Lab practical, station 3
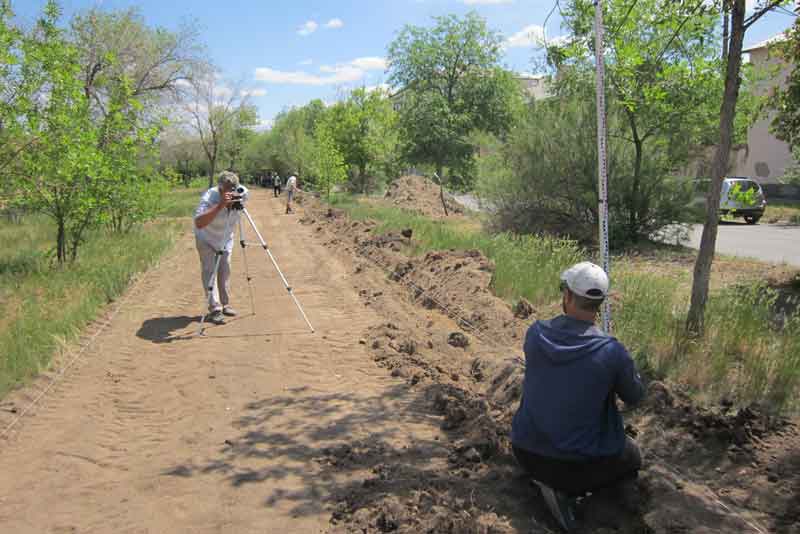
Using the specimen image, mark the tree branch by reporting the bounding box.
[653,0,708,67]
[744,0,787,29]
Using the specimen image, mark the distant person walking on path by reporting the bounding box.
[510,262,645,531]
[193,171,249,325]
[272,172,282,197]
[285,173,299,214]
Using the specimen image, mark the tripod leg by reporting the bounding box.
[241,207,315,333]
[238,217,257,316]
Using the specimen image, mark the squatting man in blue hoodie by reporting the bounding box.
[511,261,645,531]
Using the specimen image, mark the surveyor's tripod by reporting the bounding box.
[197,206,315,335]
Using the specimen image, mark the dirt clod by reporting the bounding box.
[398,340,417,355]
[448,332,469,348]
[512,298,534,319]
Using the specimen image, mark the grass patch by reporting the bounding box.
[332,195,800,412]
[0,199,185,398]
[160,185,205,218]
[765,200,800,225]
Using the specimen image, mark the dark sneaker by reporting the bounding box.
[208,310,225,325]
[534,481,577,532]
[222,306,237,317]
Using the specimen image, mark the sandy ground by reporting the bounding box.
[0,190,447,533]
[2,184,799,534]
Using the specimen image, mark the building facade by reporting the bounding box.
[732,35,795,184]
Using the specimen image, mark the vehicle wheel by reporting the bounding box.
[744,216,759,225]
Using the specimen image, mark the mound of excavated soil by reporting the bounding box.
[300,198,800,534]
[384,175,465,217]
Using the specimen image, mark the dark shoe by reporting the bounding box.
[535,480,577,532]
[208,310,225,325]
[222,306,237,317]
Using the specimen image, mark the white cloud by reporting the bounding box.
[299,59,313,65]
[325,18,344,29]
[349,56,388,70]
[241,88,267,98]
[462,0,513,4]
[255,56,387,86]
[255,68,327,85]
[503,24,546,49]
[297,20,318,36]
[317,63,366,83]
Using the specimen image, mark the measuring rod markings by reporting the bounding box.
[594,0,612,333]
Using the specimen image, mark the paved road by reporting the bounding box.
[453,193,800,266]
[683,222,800,266]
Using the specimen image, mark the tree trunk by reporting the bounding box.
[621,106,644,242]
[722,1,730,65]
[359,164,367,194]
[208,158,216,189]
[686,0,746,335]
[69,212,93,262]
[436,164,449,216]
[56,218,66,264]
[631,137,643,241]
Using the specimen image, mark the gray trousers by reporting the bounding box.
[196,237,232,312]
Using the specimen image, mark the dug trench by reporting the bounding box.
[300,197,800,534]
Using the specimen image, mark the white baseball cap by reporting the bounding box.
[560,262,609,300]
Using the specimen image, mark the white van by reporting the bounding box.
[719,177,767,224]
[693,177,767,225]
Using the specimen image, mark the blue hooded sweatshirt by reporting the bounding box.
[511,315,644,461]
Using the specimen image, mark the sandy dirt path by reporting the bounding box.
[0,190,446,533]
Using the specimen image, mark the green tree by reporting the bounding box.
[5,1,169,260]
[387,12,518,214]
[554,0,723,243]
[240,128,278,179]
[9,1,106,261]
[0,0,24,179]
[221,103,258,174]
[770,15,800,184]
[69,6,204,118]
[687,0,789,334]
[269,102,326,182]
[326,87,400,193]
[98,79,165,234]
[185,74,250,188]
[477,92,694,245]
[159,128,206,185]
[310,118,347,202]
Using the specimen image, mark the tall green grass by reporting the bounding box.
[0,191,189,397]
[159,185,205,218]
[333,196,800,412]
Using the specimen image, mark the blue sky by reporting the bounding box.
[12,0,798,126]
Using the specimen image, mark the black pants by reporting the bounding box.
[273,185,281,197]
[513,437,641,497]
